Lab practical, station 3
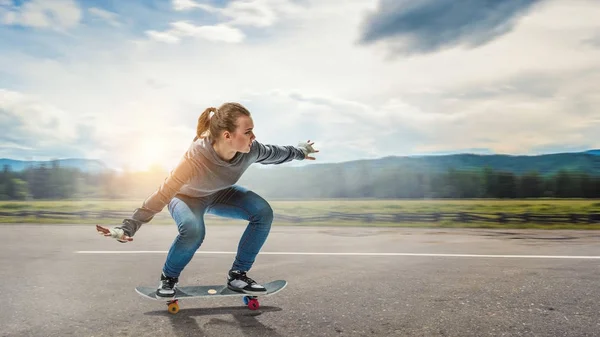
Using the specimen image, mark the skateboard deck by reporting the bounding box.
[135,280,287,313]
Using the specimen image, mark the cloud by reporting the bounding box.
[146,29,181,44]
[0,89,100,159]
[172,0,217,12]
[222,2,277,28]
[582,32,600,47]
[400,66,600,154]
[146,21,245,43]
[172,0,303,27]
[172,21,245,42]
[87,7,120,27]
[358,0,544,54]
[147,0,304,44]
[1,0,81,30]
[241,89,435,163]
[0,88,194,170]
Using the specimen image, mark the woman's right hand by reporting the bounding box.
[96,224,133,243]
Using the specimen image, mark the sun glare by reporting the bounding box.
[129,137,168,172]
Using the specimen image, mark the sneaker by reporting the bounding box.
[156,272,179,298]
[227,270,267,295]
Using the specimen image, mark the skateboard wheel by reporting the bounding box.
[168,301,179,314]
[247,298,260,310]
[243,296,250,305]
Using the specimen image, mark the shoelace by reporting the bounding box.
[236,272,255,285]
[163,278,177,288]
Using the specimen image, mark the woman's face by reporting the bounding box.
[228,115,255,153]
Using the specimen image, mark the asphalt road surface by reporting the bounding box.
[1,223,599,336]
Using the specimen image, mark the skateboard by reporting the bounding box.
[135,280,287,314]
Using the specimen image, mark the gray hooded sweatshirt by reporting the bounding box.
[116,136,306,237]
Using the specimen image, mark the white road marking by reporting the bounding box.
[74,251,600,259]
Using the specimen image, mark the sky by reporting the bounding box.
[1,0,599,171]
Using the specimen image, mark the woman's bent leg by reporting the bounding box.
[207,185,273,294]
[163,196,208,278]
[207,185,273,273]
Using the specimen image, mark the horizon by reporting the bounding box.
[1,0,600,171]
[1,147,599,173]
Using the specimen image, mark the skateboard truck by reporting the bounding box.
[166,295,258,314]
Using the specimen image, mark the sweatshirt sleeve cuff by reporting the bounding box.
[295,147,307,160]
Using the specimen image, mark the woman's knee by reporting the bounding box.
[253,201,274,226]
[170,196,206,243]
[178,218,205,243]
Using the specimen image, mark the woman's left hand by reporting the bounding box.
[298,140,319,160]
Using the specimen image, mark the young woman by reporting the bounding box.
[96,102,318,298]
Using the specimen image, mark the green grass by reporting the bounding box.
[0,198,598,229]
[269,198,600,215]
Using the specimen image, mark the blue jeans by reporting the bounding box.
[162,185,273,278]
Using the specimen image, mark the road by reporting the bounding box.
[1,223,599,336]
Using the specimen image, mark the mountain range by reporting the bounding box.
[1,149,599,176]
[0,158,108,173]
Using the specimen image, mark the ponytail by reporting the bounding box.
[193,102,251,142]
[195,107,217,140]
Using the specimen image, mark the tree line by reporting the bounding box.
[0,163,599,200]
[0,163,166,200]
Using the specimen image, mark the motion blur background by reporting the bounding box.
[0,0,599,227]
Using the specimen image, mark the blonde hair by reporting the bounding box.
[195,102,251,142]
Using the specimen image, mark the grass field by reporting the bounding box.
[0,198,599,229]
[271,198,600,215]
[1,198,599,213]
